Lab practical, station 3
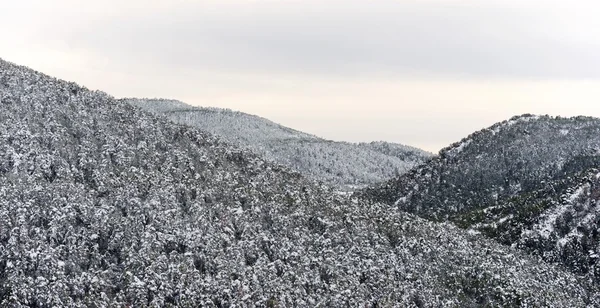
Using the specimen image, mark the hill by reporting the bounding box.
[125,98,431,191]
[1,60,597,306]
[360,114,600,283]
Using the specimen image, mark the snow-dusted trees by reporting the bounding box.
[360,114,600,288]
[0,59,597,306]
[125,98,432,191]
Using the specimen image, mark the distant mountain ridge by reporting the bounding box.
[1,59,596,306]
[124,98,432,190]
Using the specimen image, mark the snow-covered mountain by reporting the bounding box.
[360,114,600,284]
[125,98,431,191]
[1,59,596,306]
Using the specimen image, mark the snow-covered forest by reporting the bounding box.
[360,114,600,286]
[1,58,600,307]
[125,98,431,191]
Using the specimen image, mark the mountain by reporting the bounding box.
[1,59,597,306]
[125,98,432,191]
[360,114,600,283]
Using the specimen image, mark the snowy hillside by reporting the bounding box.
[125,98,432,190]
[360,114,600,285]
[446,166,600,284]
[361,114,600,217]
[516,169,600,283]
[1,59,597,306]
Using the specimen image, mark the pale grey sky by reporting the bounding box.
[2,0,600,151]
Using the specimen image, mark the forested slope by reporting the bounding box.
[1,59,597,306]
[360,114,600,284]
[126,98,431,191]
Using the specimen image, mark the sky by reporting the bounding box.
[2,0,600,152]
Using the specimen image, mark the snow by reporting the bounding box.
[448,139,472,155]
[568,184,588,203]
[467,229,482,236]
[491,115,541,134]
[536,203,571,238]
[533,184,589,238]
[394,196,408,205]
[557,229,584,248]
[497,214,514,225]
[132,275,145,287]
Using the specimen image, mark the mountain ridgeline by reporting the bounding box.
[360,114,600,283]
[1,59,598,306]
[125,98,432,191]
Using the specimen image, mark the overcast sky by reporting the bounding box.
[2,0,600,152]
